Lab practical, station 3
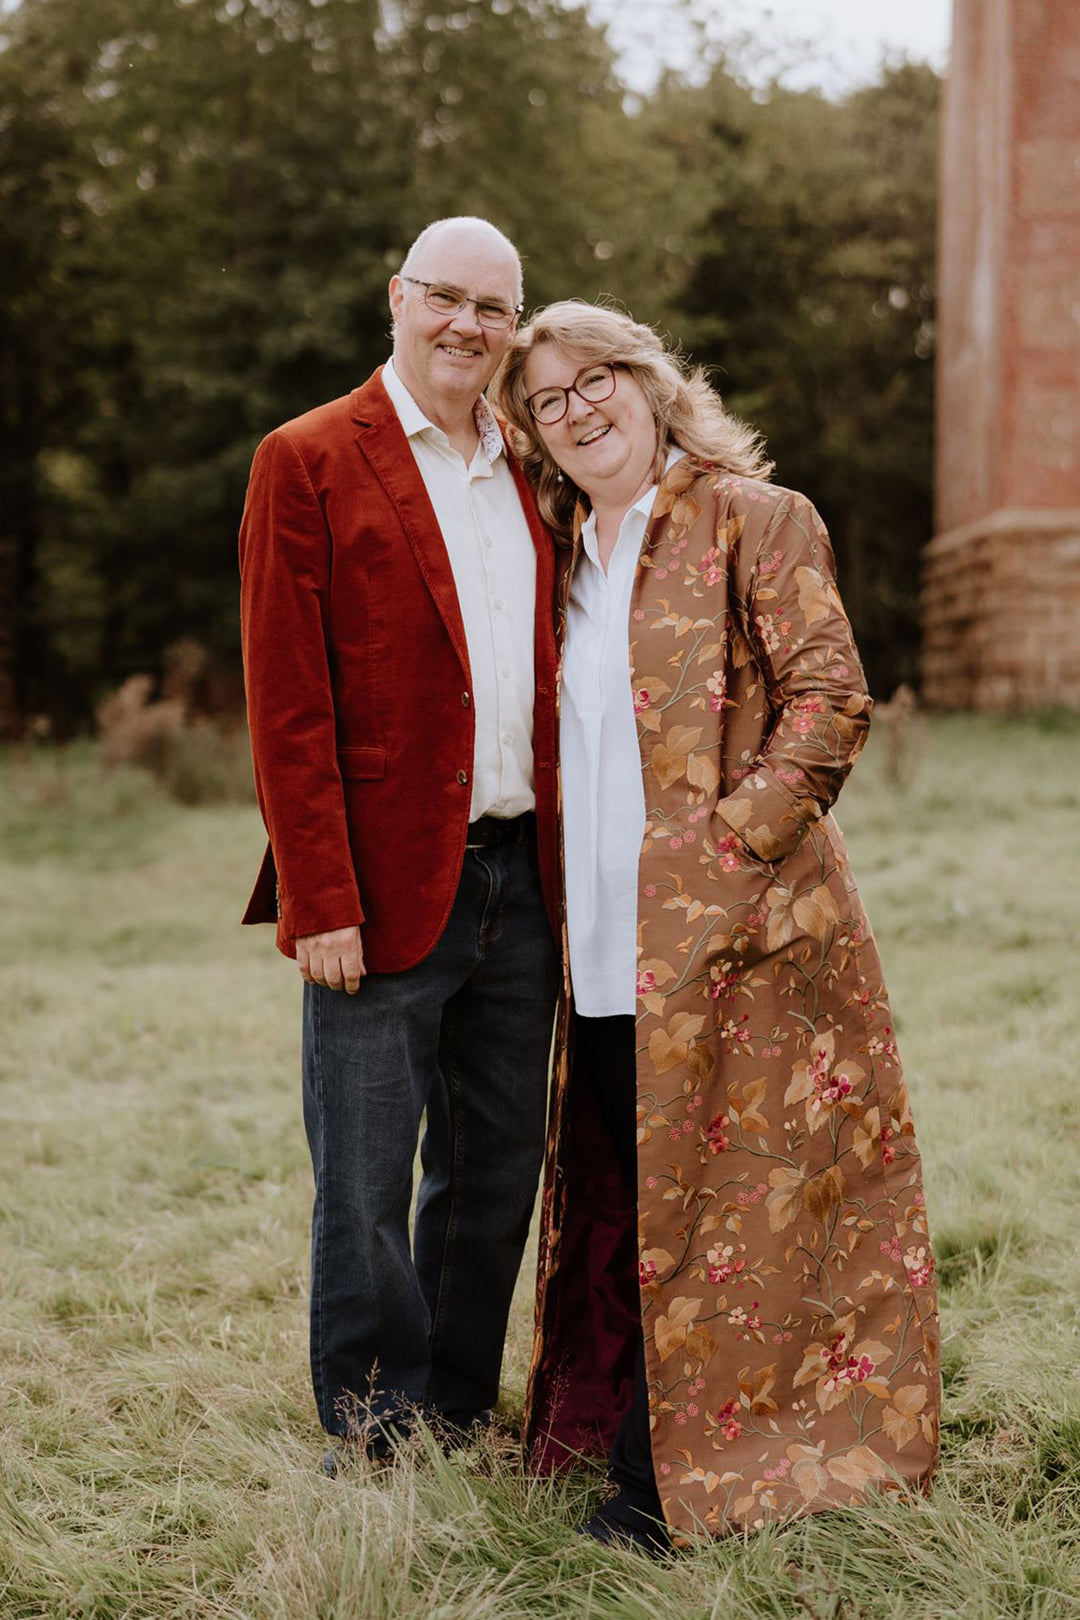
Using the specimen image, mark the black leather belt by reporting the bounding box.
[465,812,535,850]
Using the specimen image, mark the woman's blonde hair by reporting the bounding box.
[490,300,773,543]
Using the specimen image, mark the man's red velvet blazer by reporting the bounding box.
[238,367,561,972]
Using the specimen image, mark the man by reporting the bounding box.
[239,217,560,1463]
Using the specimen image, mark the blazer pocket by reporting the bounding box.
[338,745,387,780]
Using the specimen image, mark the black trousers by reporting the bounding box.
[572,1012,662,1513]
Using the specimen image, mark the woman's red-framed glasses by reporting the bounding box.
[525,363,618,425]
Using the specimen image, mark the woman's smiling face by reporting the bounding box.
[523,343,658,507]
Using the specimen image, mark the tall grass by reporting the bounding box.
[2,718,1079,1618]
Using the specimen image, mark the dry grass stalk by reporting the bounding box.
[874,683,928,788]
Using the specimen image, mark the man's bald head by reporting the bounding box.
[400,217,523,306]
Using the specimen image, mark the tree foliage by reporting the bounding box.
[677,60,939,693]
[0,0,938,729]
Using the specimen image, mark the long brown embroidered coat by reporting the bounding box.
[525,460,940,1542]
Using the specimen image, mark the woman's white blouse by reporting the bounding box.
[562,452,685,1017]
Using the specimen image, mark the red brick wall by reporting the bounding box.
[926,0,1080,709]
[922,516,1080,709]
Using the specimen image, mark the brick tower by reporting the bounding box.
[922,0,1080,709]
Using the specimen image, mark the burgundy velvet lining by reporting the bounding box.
[528,1042,641,1471]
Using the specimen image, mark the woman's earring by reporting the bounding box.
[556,472,564,483]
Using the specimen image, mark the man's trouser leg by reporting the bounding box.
[301,831,556,1439]
[415,833,558,1421]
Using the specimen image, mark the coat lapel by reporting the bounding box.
[351,369,470,680]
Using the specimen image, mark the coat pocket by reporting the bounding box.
[337,745,387,780]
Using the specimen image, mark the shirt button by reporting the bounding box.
[482,536,493,549]
[502,667,511,679]
[456,769,468,785]
[493,599,504,612]
[461,692,471,707]
[501,731,513,745]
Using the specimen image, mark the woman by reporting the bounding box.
[491,303,940,1552]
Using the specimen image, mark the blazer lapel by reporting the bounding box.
[351,369,470,680]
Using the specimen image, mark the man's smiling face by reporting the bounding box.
[388,225,520,419]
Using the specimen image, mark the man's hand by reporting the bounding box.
[296,925,366,993]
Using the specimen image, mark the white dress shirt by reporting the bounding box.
[562,451,686,1017]
[382,359,536,820]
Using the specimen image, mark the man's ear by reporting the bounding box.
[388,275,404,326]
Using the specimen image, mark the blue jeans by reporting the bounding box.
[301,833,558,1438]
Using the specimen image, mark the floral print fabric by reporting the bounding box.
[526,462,940,1541]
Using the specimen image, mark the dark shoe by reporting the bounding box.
[428,1407,495,1453]
[321,1418,410,1475]
[577,1491,672,1557]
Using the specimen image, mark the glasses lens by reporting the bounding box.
[578,365,615,401]
[425,286,464,314]
[475,303,514,329]
[530,390,567,425]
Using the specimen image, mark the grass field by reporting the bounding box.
[2,714,1079,1619]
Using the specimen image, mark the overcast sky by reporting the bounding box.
[583,0,953,95]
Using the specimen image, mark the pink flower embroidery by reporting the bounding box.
[715,1397,742,1441]
[709,963,740,1001]
[697,547,724,587]
[807,1046,855,1113]
[821,1330,876,1393]
[706,1112,730,1154]
[755,613,781,653]
[904,1246,934,1288]
[707,1242,746,1286]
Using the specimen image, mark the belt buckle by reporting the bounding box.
[466,814,505,851]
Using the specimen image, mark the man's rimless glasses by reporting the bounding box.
[401,277,522,330]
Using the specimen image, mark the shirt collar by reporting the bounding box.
[383,358,505,465]
[579,445,687,551]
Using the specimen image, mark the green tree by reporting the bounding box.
[676,62,939,695]
[1,0,939,725]
[378,0,695,318]
[2,0,410,724]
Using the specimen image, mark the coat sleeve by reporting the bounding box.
[715,491,873,863]
[239,429,364,940]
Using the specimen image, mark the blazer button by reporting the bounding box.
[457,769,469,785]
[461,692,471,707]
